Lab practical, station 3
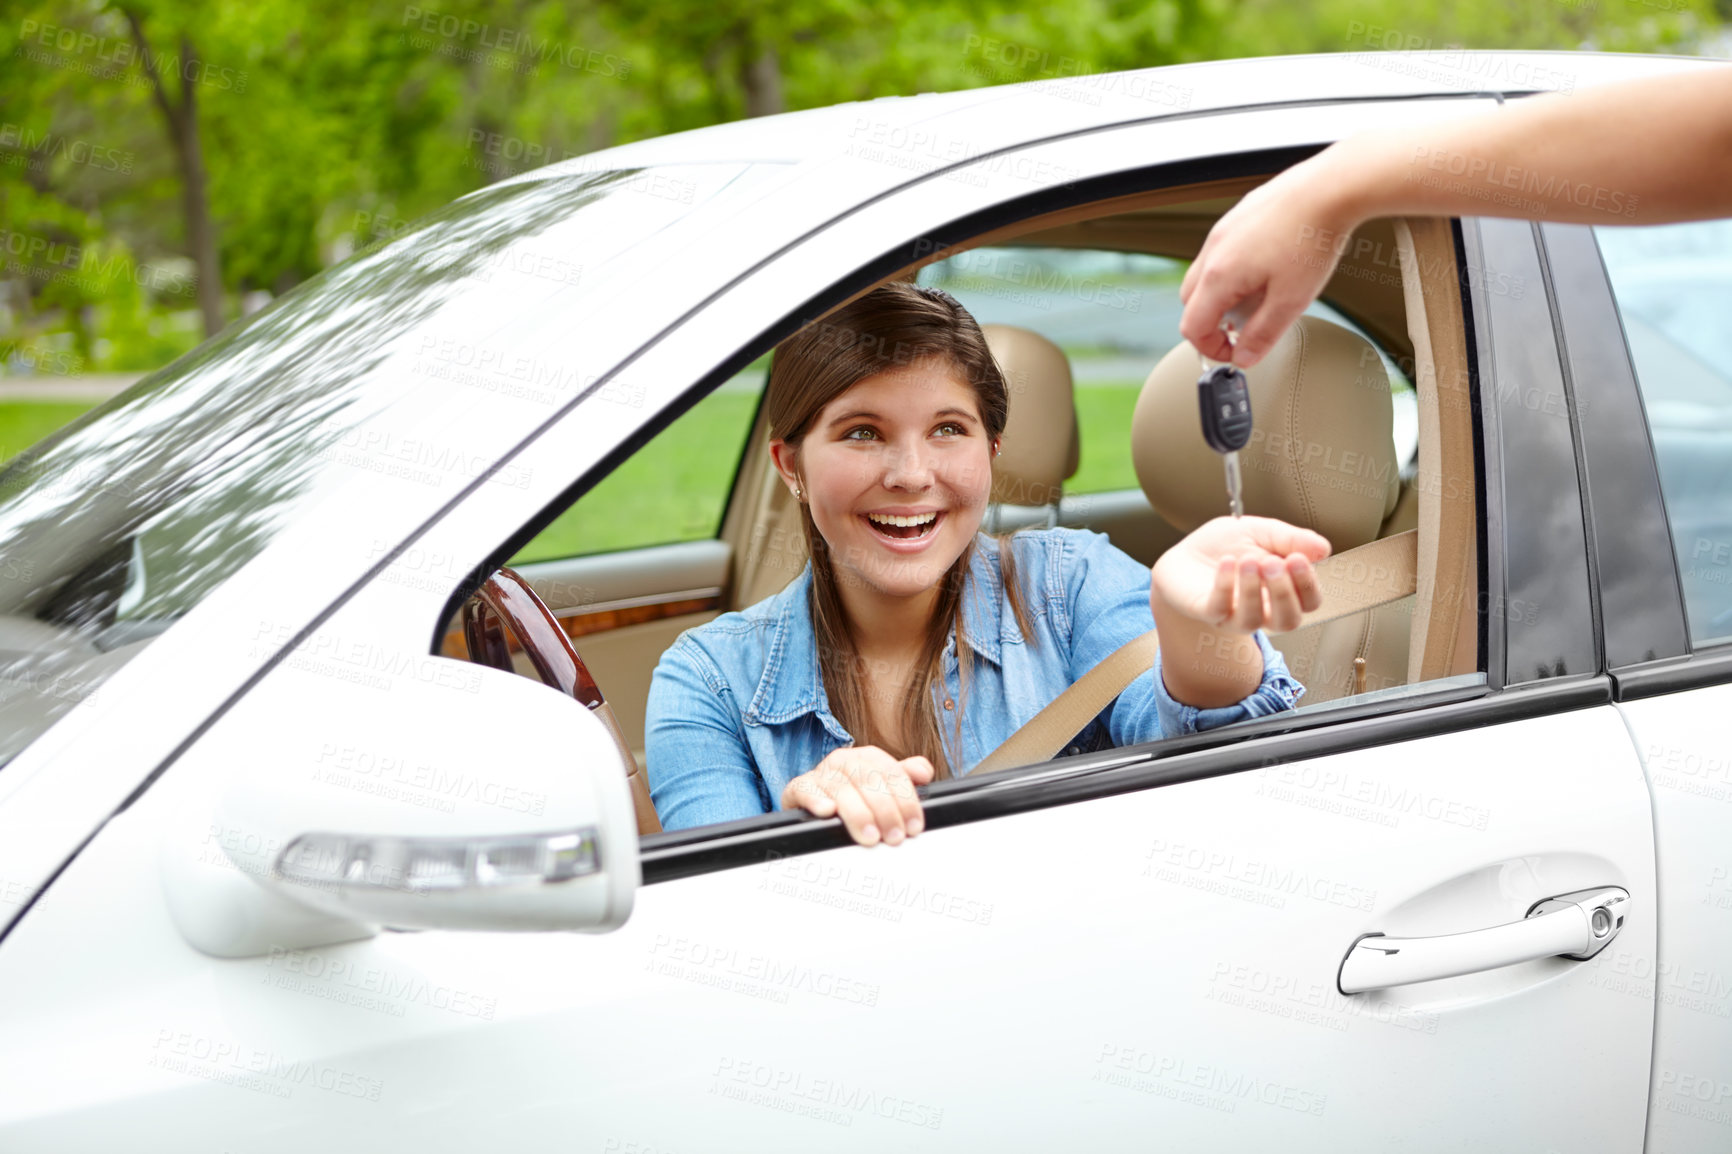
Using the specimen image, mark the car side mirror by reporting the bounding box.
[159,659,640,958]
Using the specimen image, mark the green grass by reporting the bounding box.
[0,383,1148,564]
[1069,382,1144,496]
[0,402,98,464]
[509,390,760,563]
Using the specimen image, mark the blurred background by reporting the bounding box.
[1,0,1727,462]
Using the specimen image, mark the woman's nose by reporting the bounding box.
[881,439,934,490]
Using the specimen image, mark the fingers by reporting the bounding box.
[1179,252,1201,304]
[1261,556,1304,632]
[1177,260,1253,363]
[1159,518,1332,634]
[1230,556,1264,632]
[1201,554,1237,625]
[1179,288,1238,365]
[1231,288,1299,368]
[832,775,892,846]
[782,771,839,819]
[1243,516,1333,562]
[1211,550,1324,633]
[1179,232,1218,305]
[895,756,933,836]
[781,747,929,847]
[1287,553,1323,613]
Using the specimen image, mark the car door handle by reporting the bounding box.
[1337,886,1629,995]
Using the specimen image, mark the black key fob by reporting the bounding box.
[1198,365,1252,453]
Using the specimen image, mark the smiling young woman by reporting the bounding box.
[644,282,1331,846]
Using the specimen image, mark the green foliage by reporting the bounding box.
[0,0,1723,382]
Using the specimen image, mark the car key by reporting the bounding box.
[1197,360,1253,517]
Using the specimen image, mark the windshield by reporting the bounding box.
[0,164,751,766]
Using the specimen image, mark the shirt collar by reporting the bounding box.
[744,534,1024,733]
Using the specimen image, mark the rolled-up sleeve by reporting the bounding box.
[1150,630,1304,737]
[1058,529,1306,747]
[644,637,772,832]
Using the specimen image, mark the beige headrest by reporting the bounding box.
[983,324,1080,507]
[1132,317,1400,550]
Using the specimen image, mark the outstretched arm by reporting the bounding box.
[1180,66,1732,366]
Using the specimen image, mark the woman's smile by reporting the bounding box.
[861,507,945,550]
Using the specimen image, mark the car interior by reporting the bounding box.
[440,174,1483,838]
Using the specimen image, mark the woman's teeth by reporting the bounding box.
[865,511,939,539]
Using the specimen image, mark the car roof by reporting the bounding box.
[522,50,1713,175]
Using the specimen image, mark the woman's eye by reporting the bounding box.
[934,422,967,437]
[842,427,879,441]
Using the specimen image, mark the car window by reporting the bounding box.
[1596,219,1732,646]
[916,246,1417,496]
[509,357,767,563]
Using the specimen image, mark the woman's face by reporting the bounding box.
[778,356,996,602]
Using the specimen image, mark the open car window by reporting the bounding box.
[509,356,769,564]
[445,175,1489,844]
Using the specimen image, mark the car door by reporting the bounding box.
[525,117,1647,1148]
[1548,216,1732,1154]
[492,99,1653,1149]
[0,86,1661,1152]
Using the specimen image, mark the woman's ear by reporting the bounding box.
[768,439,802,498]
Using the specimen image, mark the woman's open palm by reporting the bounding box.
[1152,515,1332,634]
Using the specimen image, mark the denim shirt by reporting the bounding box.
[644,527,1304,832]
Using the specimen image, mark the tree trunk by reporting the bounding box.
[741,41,784,118]
[172,38,224,336]
[125,13,225,336]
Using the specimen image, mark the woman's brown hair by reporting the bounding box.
[765,282,1036,779]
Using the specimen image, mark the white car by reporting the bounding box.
[1,49,1729,1152]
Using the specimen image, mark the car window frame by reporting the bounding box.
[517,149,1573,883]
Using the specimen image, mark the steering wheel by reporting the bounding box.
[460,567,662,834]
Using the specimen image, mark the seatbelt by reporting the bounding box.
[969,529,1419,776]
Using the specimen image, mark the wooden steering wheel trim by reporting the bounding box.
[458,566,663,836]
[463,566,603,708]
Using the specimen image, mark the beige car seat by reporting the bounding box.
[980,324,1080,516]
[1132,316,1414,703]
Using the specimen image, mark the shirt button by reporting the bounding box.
[942,698,954,710]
